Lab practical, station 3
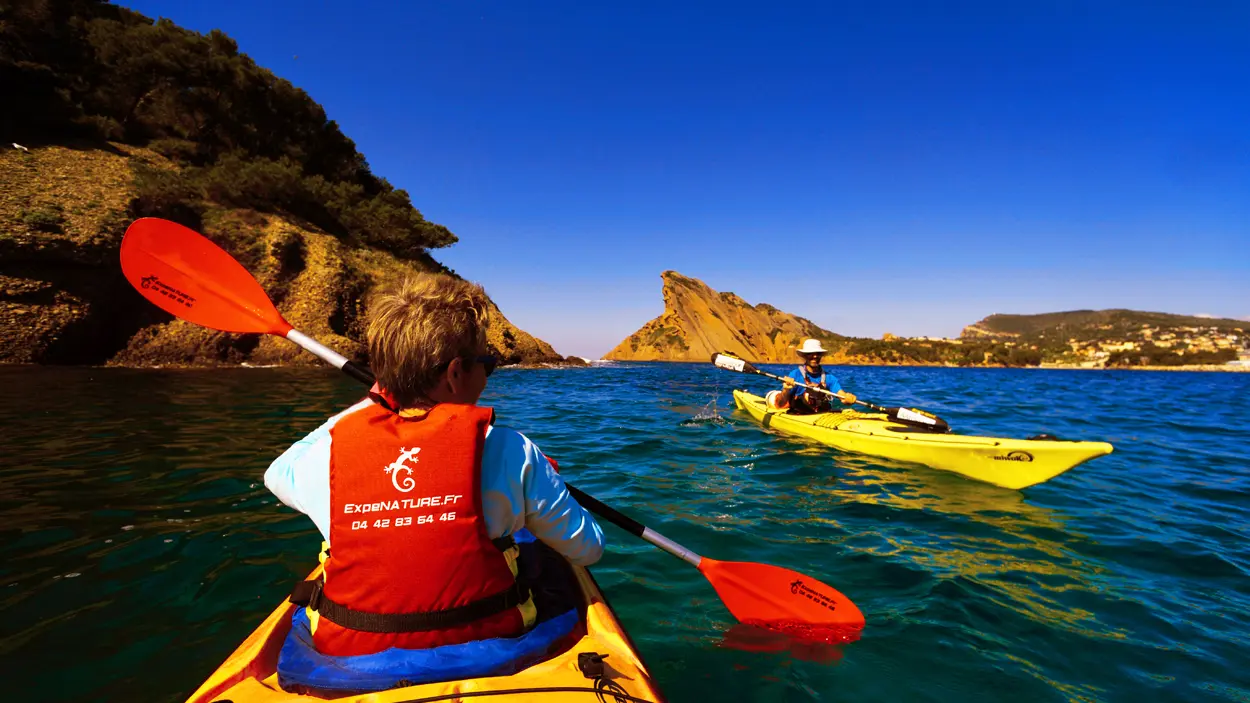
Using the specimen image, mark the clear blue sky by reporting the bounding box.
[119,0,1249,358]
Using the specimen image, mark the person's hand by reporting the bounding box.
[838,391,857,405]
[782,377,796,389]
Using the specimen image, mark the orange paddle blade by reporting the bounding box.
[699,558,865,643]
[119,217,291,335]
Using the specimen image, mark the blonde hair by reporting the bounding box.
[365,273,492,408]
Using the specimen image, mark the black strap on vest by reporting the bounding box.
[290,579,530,633]
[290,534,527,634]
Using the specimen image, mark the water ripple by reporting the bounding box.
[2,364,1249,701]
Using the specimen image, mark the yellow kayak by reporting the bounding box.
[185,560,665,703]
[732,390,1112,490]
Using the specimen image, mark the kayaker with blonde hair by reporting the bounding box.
[265,272,604,658]
[766,338,858,414]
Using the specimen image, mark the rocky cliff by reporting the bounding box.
[603,271,847,362]
[0,144,563,367]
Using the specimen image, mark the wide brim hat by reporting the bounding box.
[796,339,827,355]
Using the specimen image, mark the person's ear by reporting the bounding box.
[445,356,465,395]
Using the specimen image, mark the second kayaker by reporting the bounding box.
[264,273,605,657]
[766,338,858,414]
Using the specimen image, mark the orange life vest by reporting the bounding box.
[310,401,530,656]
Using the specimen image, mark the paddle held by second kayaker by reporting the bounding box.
[767,338,858,414]
[263,273,605,659]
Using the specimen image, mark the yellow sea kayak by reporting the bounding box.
[185,560,665,703]
[732,390,1112,490]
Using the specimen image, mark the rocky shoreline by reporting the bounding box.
[1036,363,1249,373]
[1,144,567,369]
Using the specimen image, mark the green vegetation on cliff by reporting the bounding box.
[2,0,451,260]
[834,338,1045,367]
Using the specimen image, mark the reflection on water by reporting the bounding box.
[782,450,1118,639]
[718,622,847,665]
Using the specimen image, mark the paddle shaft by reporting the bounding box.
[743,364,888,412]
[282,329,706,569]
[285,329,374,385]
[713,351,950,432]
[565,485,702,567]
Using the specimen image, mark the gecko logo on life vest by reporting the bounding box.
[384,447,421,492]
[994,451,1034,462]
[790,579,838,611]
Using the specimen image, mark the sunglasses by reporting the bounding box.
[474,354,498,377]
[437,354,498,377]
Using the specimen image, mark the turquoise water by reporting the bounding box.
[3,363,1249,702]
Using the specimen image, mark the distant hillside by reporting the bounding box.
[1,0,565,367]
[963,310,1247,340]
[605,275,1247,369]
[962,310,1245,367]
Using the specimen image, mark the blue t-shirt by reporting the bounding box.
[784,365,841,402]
